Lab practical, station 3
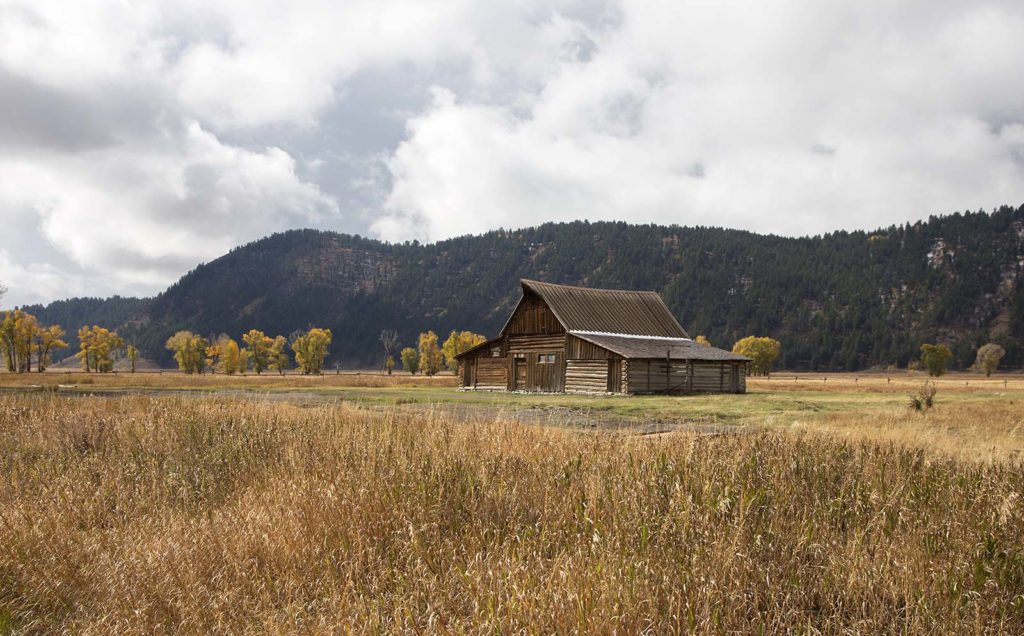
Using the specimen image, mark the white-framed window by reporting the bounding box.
[490,346,501,357]
[537,353,556,364]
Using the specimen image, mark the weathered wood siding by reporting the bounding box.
[458,340,509,390]
[473,358,508,390]
[505,292,564,335]
[566,334,618,360]
[625,360,747,394]
[626,360,690,393]
[508,335,565,352]
[512,351,565,392]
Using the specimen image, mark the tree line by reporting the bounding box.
[165,328,334,375]
[379,329,486,376]
[0,301,1012,379]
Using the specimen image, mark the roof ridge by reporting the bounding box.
[570,330,693,341]
[521,278,659,295]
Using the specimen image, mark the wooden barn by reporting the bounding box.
[455,279,750,395]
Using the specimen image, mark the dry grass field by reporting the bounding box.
[1,373,1023,633]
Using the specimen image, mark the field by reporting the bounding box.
[1,372,1023,632]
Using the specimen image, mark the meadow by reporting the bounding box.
[0,373,1023,632]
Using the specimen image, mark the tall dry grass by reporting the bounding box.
[0,370,458,390]
[1,394,1022,633]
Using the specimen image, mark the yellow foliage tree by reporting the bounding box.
[35,324,68,372]
[242,329,274,374]
[400,347,419,374]
[76,325,124,373]
[126,344,139,373]
[221,338,243,374]
[269,335,289,375]
[1,310,41,373]
[417,331,443,376]
[920,344,953,377]
[292,328,332,375]
[441,330,486,373]
[165,331,209,374]
[238,347,251,374]
[732,336,781,377]
[694,335,712,346]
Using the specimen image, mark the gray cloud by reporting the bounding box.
[2,0,1024,306]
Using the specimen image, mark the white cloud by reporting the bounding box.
[0,121,337,304]
[374,1,1024,241]
[1,0,1024,305]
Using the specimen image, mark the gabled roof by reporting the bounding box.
[570,332,750,362]
[503,279,689,338]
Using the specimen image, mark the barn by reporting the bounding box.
[455,279,750,394]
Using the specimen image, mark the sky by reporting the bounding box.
[2,0,1024,306]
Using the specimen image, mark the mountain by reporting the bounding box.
[20,205,1024,370]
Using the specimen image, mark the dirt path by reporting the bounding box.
[0,384,745,435]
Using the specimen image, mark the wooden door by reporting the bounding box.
[534,352,562,392]
[607,359,622,393]
[463,359,474,388]
[513,357,526,390]
[730,364,740,392]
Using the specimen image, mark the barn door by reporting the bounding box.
[607,359,622,393]
[536,352,560,392]
[513,356,526,390]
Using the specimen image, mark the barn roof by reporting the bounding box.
[507,279,690,338]
[571,332,751,362]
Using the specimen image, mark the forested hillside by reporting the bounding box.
[19,296,147,363]
[21,205,1024,370]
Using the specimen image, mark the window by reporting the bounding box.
[490,347,501,357]
[537,353,555,364]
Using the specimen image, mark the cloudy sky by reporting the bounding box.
[2,0,1024,306]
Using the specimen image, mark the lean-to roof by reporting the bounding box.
[570,332,750,362]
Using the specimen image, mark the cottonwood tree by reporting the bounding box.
[269,335,289,375]
[292,328,332,374]
[165,331,209,374]
[974,343,1006,377]
[1,310,65,373]
[221,338,243,374]
[242,329,274,374]
[400,347,419,374]
[126,344,139,373]
[417,331,443,376]
[1,310,37,372]
[35,325,68,372]
[76,325,124,373]
[732,336,781,376]
[441,330,486,373]
[920,343,953,377]
[379,329,399,375]
[694,335,712,346]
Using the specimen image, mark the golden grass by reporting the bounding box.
[1,394,1023,633]
[0,369,458,390]
[786,397,1024,464]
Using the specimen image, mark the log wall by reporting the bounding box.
[508,334,566,352]
[474,357,508,390]
[565,360,609,393]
